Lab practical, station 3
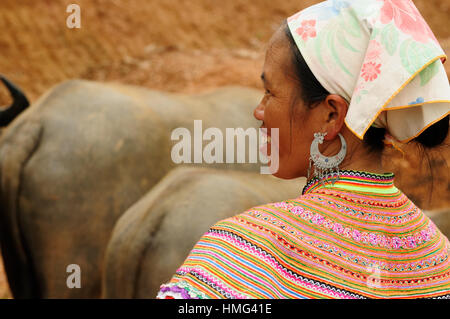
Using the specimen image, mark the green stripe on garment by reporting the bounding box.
[322,182,399,194]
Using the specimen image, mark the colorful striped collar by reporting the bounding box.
[301,170,397,195]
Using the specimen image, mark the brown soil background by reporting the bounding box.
[0,0,449,298]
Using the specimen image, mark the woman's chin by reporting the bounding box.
[270,164,304,180]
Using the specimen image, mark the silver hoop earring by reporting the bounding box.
[307,132,347,186]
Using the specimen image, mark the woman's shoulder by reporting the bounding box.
[157,197,320,299]
[207,196,316,248]
[158,193,450,299]
[213,196,310,225]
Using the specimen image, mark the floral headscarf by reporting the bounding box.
[287,0,450,143]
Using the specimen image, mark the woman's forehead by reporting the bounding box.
[267,26,289,56]
[263,31,293,84]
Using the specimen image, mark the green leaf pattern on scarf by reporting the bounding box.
[313,7,362,77]
[418,59,440,86]
[400,39,438,75]
[380,23,399,56]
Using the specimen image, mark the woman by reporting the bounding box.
[157,0,450,298]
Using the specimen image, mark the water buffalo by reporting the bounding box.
[102,166,304,298]
[0,79,264,298]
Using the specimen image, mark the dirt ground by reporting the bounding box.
[0,0,449,299]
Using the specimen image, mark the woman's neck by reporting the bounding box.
[320,127,386,175]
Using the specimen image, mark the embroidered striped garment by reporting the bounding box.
[157,170,450,299]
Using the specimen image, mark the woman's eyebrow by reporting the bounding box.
[261,72,270,87]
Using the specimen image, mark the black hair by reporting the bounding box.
[283,21,449,153]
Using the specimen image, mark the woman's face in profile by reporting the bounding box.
[254,27,322,180]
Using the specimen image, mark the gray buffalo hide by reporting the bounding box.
[0,80,263,298]
[102,166,304,298]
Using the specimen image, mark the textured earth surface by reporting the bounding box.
[0,0,449,298]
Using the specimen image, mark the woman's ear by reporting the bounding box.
[323,94,348,139]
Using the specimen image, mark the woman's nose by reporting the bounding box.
[253,103,265,121]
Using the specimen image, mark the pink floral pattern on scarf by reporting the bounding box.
[361,62,381,82]
[365,40,382,61]
[296,19,317,42]
[379,0,438,44]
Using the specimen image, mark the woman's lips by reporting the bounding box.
[260,133,272,144]
[259,128,272,156]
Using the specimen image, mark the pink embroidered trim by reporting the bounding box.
[245,209,449,272]
[177,266,248,299]
[252,204,437,250]
[206,231,358,299]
